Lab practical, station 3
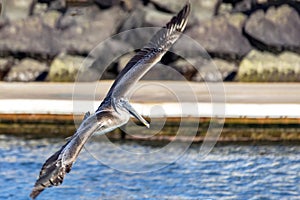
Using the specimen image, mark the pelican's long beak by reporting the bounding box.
[122,101,150,128]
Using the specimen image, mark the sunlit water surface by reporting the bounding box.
[1,135,300,200]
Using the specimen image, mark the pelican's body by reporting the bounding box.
[30,3,191,199]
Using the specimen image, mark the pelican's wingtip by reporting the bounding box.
[30,186,43,200]
[165,0,191,33]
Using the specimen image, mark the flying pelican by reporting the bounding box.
[30,2,190,199]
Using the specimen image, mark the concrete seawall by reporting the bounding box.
[0,81,299,141]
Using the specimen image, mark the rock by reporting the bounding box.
[48,0,66,11]
[88,39,133,77]
[47,53,114,81]
[172,13,247,59]
[150,0,218,22]
[31,2,48,15]
[191,0,219,22]
[0,58,14,80]
[245,5,300,53]
[169,59,197,81]
[59,6,127,54]
[232,0,299,13]
[143,7,173,27]
[233,0,254,13]
[4,58,48,82]
[237,50,300,82]
[0,5,127,57]
[142,63,186,80]
[119,6,145,31]
[29,0,66,15]
[149,0,184,13]
[217,2,233,14]
[94,0,120,8]
[2,0,32,21]
[187,15,252,59]
[170,36,210,60]
[224,13,247,32]
[191,58,238,82]
[118,6,172,49]
[41,10,61,29]
[47,53,94,81]
[117,52,136,73]
[0,15,61,57]
[120,0,144,11]
[0,18,9,29]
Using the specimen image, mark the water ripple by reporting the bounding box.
[0,136,300,199]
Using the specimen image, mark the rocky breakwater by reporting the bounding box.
[0,0,299,82]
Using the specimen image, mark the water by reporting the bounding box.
[1,135,300,200]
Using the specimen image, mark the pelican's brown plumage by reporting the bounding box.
[30,2,190,199]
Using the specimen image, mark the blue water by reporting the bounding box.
[1,135,300,200]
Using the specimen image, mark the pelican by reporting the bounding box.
[30,2,190,199]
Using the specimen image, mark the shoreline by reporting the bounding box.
[0,81,299,141]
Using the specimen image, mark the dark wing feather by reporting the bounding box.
[30,142,72,199]
[104,2,190,100]
[30,115,101,199]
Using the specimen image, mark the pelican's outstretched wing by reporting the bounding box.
[30,113,102,199]
[30,3,190,199]
[105,2,190,100]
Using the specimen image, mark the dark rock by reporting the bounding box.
[119,6,173,49]
[187,16,252,59]
[169,59,197,81]
[48,0,66,11]
[0,18,9,29]
[170,13,247,60]
[0,15,61,57]
[30,0,63,15]
[232,0,300,14]
[59,6,127,54]
[88,39,133,78]
[170,36,210,60]
[233,0,255,13]
[0,58,14,80]
[150,0,218,23]
[4,58,48,82]
[0,5,126,57]
[245,5,300,53]
[237,50,300,82]
[94,0,120,8]
[118,7,151,49]
[119,5,145,31]
[149,0,186,13]
[142,63,186,80]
